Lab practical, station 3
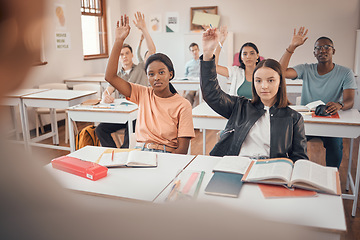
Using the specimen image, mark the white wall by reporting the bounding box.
[119,0,360,70]
[23,0,122,89]
[16,0,360,130]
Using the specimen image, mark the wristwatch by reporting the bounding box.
[338,102,344,109]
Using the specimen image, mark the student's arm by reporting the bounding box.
[133,12,155,62]
[326,89,355,114]
[174,137,191,154]
[279,27,308,79]
[289,116,309,161]
[136,34,144,63]
[201,28,237,119]
[102,85,115,103]
[105,15,132,98]
[214,26,229,77]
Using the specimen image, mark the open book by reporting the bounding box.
[289,100,325,112]
[96,149,157,168]
[242,158,341,195]
[204,156,252,198]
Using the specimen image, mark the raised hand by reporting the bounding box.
[115,15,130,41]
[202,28,219,60]
[218,26,228,44]
[133,11,146,30]
[289,27,308,51]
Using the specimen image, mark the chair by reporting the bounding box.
[73,83,101,99]
[72,83,102,137]
[36,83,68,142]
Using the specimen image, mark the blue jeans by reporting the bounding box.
[307,136,343,168]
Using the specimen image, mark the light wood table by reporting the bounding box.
[22,89,97,151]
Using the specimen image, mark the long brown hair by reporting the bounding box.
[251,59,290,108]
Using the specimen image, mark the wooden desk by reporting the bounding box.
[2,89,49,142]
[64,75,107,95]
[171,78,200,91]
[45,146,196,202]
[155,155,346,239]
[67,99,138,152]
[192,102,360,216]
[286,79,303,93]
[22,89,97,151]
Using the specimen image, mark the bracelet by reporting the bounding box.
[338,102,344,109]
[286,48,294,54]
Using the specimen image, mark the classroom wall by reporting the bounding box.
[23,0,122,89]
[15,0,360,130]
[119,0,360,71]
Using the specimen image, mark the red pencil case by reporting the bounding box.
[52,156,108,181]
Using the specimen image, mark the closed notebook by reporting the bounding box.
[204,172,244,198]
[96,149,157,168]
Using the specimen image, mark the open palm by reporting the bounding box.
[133,11,146,30]
[115,15,130,41]
[202,28,219,54]
[291,27,308,48]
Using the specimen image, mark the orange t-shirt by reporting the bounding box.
[128,83,195,148]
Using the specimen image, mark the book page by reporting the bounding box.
[126,151,157,167]
[289,105,310,112]
[246,159,293,183]
[213,156,252,174]
[290,160,336,194]
[98,151,129,167]
[305,100,325,111]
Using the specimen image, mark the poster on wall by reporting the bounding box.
[55,32,71,50]
[166,12,179,33]
[55,3,66,30]
[149,14,162,33]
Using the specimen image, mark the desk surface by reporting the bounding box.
[68,99,138,113]
[5,88,49,98]
[156,155,346,233]
[22,89,97,101]
[45,146,195,202]
[64,76,106,83]
[193,102,360,125]
[45,146,346,233]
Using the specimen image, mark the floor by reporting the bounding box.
[31,122,360,240]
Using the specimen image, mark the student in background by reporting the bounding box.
[215,26,261,98]
[95,11,155,149]
[200,28,308,161]
[0,1,321,239]
[279,27,357,168]
[105,15,195,154]
[184,42,201,107]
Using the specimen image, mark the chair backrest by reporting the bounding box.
[73,83,101,99]
[39,83,68,90]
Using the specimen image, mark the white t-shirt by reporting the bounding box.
[227,66,245,96]
[238,106,270,158]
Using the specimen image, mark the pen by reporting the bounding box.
[193,171,205,199]
[209,24,222,49]
[106,88,111,96]
[111,150,114,162]
[166,180,181,202]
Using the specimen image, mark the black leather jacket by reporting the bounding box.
[200,56,308,161]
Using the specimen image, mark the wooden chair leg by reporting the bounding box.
[35,113,40,137]
[65,115,69,144]
[39,113,45,134]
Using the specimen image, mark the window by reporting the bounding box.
[80,0,108,60]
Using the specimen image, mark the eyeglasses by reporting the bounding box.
[314,45,334,51]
